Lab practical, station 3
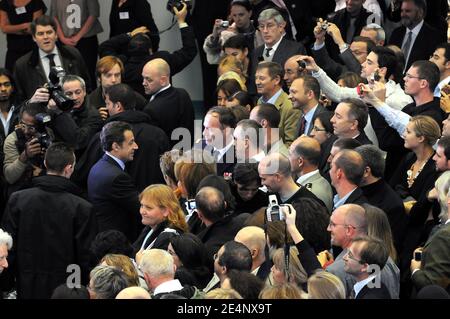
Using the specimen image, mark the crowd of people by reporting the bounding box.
[0,0,449,300]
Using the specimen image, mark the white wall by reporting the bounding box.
[0,0,203,101]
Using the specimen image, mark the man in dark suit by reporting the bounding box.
[87,121,140,242]
[330,149,368,210]
[202,107,237,178]
[142,58,194,148]
[388,0,445,73]
[249,8,306,95]
[356,145,406,254]
[344,236,392,299]
[331,98,372,145]
[14,15,91,102]
[289,75,327,137]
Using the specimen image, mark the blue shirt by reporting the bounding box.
[333,188,356,210]
[106,152,125,171]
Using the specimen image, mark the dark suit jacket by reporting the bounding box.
[342,187,368,206]
[355,131,373,145]
[388,22,445,72]
[312,44,361,82]
[143,86,195,147]
[87,154,140,241]
[216,145,236,178]
[88,86,148,111]
[356,282,392,299]
[249,37,307,95]
[14,43,91,101]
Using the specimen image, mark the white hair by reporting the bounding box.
[0,229,13,250]
[139,249,174,278]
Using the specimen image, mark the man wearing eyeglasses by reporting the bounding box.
[343,236,391,299]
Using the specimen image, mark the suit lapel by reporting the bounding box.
[102,153,123,170]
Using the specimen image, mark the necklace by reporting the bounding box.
[406,159,428,188]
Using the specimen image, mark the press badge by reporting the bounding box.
[16,6,27,15]
[119,12,129,20]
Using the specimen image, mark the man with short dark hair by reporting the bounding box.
[196,187,246,257]
[0,69,21,141]
[289,75,327,137]
[14,15,91,101]
[433,136,450,172]
[343,236,392,299]
[429,43,450,97]
[2,142,97,299]
[283,55,303,88]
[87,121,140,241]
[255,61,300,146]
[331,98,372,145]
[203,240,252,293]
[355,144,406,252]
[249,103,288,157]
[329,149,367,209]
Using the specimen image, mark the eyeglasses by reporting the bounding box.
[345,250,364,264]
[404,73,423,80]
[312,126,327,132]
[19,121,37,131]
[328,220,357,229]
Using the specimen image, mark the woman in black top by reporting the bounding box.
[109,0,160,52]
[0,0,46,71]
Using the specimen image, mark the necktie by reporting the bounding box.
[402,31,413,59]
[47,53,56,69]
[346,17,356,43]
[349,288,356,299]
[298,116,306,136]
[213,149,221,162]
[265,47,273,58]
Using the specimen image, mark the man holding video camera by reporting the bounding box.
[13,15,91,102]
[3,103,51,195]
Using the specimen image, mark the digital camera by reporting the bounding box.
[33,113,53,149]
[221,20,230,28]
[266,195,290,222]
[166,0,192,13]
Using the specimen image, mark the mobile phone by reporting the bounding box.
[356,83,364,96]
[414,251,422,261]
[373,70,380,81]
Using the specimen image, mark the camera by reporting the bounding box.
[297,60,307,70]
[266,195,290,222]
[414,251,422,261]
[47,66,74,112]
[321,22,330,31]
[166,0,191,13]
[186,199,196,211]
[221,20,230,28]
[33,113,53,149]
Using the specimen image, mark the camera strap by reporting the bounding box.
[283,222,290,282]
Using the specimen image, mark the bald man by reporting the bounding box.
[284,55,304,88]
[234,226,271,281]
[258,153,325,207]
[115,287,151,299]
[142,58,195,147]
[289,136,333,212]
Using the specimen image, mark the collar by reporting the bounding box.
[333,187,357,209]
[354,274,378,298]
[296,169,319,185]
[263,88,284,105]
[153,279,183,296]
[251,150,266,162]
[264,35,283,51]
[435,75,450,97]
[150,84,171,100]
[214,140,234,160]
[106,152,126,170]
[39,47,59,60]
[407,19,424,36]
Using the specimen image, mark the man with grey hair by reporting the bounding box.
[0,228,12,275]
[355,144,406,252]
[196,187,246,257]
[258,152,324,206]
[233,119,265,163]
[140,249,202,299]
[248,8,306,96]
[88,265,130,299]
[360,23,386,46]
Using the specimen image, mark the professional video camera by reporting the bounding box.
[166,0,191,13]
[47,66,74,112]
[266,195,291,222]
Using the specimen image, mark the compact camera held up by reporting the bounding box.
[166,0,191,13]
[266,195,291,222]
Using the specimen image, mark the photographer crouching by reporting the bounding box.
[3,103,53,195]
[28,69,103,159]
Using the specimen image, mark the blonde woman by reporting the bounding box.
[100,253,140,287]
[133,184,188,261]
[307,271,346,299]
[271,246,308,291]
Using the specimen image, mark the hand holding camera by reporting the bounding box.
[29,87,50,104]
[266,195,292,222]
[19,138,42,163]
